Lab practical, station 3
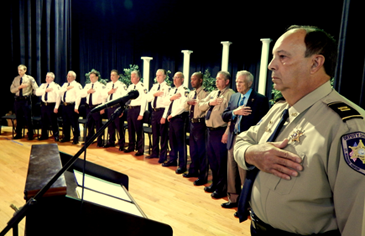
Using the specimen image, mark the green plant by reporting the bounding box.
[119,64,142,86]
[85,69,108,85]
[202,69,216,92]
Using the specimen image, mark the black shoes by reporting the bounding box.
[103,143,115,148]
[60,139,70,143]
[13,135,22,139]
[176,167,187,174]
[38,136,48,140]
[162,161,178,167]
[145,155,158,159]
[204,185,216,193]
[124,149,134,153]
[221,202,238,208]
[211,191,226,199]
[183,172,199,178]
[135,152,144,156]
[194,179,207,186]
[72,139,79,145]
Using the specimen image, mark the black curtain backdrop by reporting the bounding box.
[5,0,364,123]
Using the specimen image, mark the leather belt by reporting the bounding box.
[41,102,56,106]
[190,118,205,123]
[87,104,101,109]
[14,96,30,101]
[62,102,75,106]
[249,210,340,236]
[128,105,140,109]
[152,108,164,112]
[207,126,226,131]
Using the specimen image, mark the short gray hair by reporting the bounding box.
[46,72,55,79]
[236,70,253,84]
[68,70,77,79]
[217,71,231,81]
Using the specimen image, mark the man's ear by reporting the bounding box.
[311,54,325,74]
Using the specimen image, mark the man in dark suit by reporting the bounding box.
[221,70,269,211]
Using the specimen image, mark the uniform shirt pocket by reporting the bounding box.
[265,153,305,195]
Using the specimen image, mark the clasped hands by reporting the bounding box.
[245,139,303,180]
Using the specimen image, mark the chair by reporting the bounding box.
[142,110,152,154]
[1,113,16,137]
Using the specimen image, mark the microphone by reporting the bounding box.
[90,90,139,113]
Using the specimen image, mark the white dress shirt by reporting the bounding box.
[35,81,61,109]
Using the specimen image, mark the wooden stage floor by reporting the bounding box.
[0,127,251,236]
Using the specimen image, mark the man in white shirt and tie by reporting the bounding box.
[35,72,61,141]
[145,69,170,163]
[59,71,82,144]
[103,69,128,150]
[162,72,190,174]
[125,70,147,156]
[78,71,106,147]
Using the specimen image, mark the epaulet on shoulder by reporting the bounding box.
[327,102,363,122]
[203,88,208,92]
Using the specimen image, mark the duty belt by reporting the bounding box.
[249,210,340,236]
[14,96,30,101]
[62,102,75,106]
[190,118,204,123]
[152,108,164,112]
[41,102,56,106]
[128,105,140,109]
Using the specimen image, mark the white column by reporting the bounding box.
[141,56,153,90]
[258,38,272,95]
[181,50,193,88]
[221,41,232,72]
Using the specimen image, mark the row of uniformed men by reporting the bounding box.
[10,65,264,214]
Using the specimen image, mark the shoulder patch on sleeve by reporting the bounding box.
[341,132,365,175]
[327,102,363,122]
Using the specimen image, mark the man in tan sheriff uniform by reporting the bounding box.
[199,71,235,199]
[234,25,365,236]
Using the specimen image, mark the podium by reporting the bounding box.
[24,144,173,236]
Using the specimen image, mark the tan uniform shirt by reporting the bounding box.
[10,74,38,96]
[234,81,365,235]
[199,87,234,128]
[184,86,209,119]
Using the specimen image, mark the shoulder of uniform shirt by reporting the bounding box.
[323,92,364,122]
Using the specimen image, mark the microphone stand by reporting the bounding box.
[0,106,125,236]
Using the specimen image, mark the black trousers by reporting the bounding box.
[127,106,144,153]
[86,105,103,146]
[107,107,125,147]
[206,127,227,194]
[61,104,79,141]
[188,121,208,180]
[168,115,187,168]
[14,99,33,137]
[40,103,59,138]
[151,109,168,161]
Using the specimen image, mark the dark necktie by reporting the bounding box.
[234,95,245,133]
[63,83,70,102]
[89,84,94,106]
[153,84,160,108]
[19,77,23,96]
[44,84,49,101]
[237,108,289,222]
[110,83,114,101]
[167,88,177,116]
[205,90,221,120]
[189,90,197,119]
